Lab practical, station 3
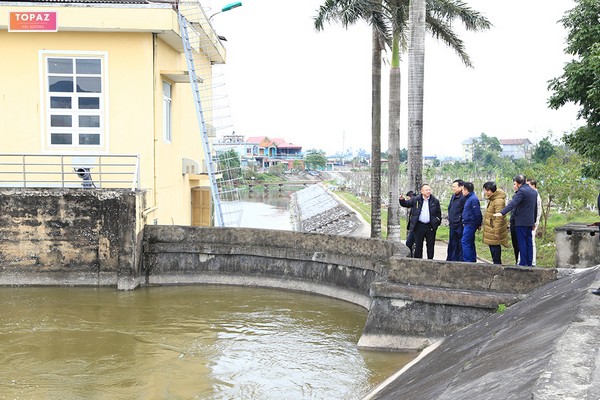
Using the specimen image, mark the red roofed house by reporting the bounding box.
[245,136,303,170]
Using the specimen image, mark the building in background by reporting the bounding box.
[215,135,303,170]
[0,0,224,226]
[461,136,533,161]
[461,137,478,161]
[499,138,533,159]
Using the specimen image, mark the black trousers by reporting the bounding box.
[510,224,519,264]
[489,244,502,264]
[413,221,436,259]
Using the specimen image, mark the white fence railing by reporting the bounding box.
[0,154,140,190]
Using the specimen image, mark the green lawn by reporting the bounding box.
[334,190,599,268]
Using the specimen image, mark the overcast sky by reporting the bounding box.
[207,0,581,158]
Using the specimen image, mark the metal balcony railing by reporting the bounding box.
[0,154,140,190]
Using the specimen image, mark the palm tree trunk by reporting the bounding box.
[370,18,382,239]
[408,0,425,192]
[387,30,401,242]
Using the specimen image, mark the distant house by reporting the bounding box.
[214,135,303,170]
[245,136,303,169]
[423,155,438,166]
[461,137,478,161]
[499,139,533,159]
[462,137,533,161]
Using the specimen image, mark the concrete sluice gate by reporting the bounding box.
[0,188,557,352]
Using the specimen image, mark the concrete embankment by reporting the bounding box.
[364,265,600,400]
[290,184,369,236]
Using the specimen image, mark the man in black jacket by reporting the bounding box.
[592,192,600,296]
[446,179,465,261]
[400,184,442,259]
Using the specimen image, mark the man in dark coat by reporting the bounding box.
[404,191,416,256]
[494,174,538,267]
[399,184,442,259]
[593,192,600,295]
[461,182,483,262]
[446,179,465,261]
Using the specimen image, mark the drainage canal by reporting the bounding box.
[0,286,414,399]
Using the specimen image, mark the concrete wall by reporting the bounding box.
[555,223,600,268]
[143,225,407,308]
[0,188,145,290]
[358,257,557,351]
[143,226,558,351]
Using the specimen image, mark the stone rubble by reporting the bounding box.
[290,184,362,236]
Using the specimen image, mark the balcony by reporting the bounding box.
[0,154,140,190]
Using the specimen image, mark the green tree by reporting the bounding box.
[304,149,328,170]
[399,147,408,162]
[535,145,600,234]
[531,136,557,164]
[217,149,241,180]
[548,0,600,179]
[472,133,502,168]
[292,160,304,171]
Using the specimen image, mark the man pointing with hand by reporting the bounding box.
[493,174,538,267]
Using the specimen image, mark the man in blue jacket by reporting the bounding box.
[591,192,599,295]
[493,174,538,266]
[461,182,482,262]
[446,179,465,261]
[399,184,442,259]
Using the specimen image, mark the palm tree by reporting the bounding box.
[315,0,491,239]
[407,0,491,191]
[370,0,384,239]
[408,0,426,194]
[386,0,408,241]
[315,0,388,239]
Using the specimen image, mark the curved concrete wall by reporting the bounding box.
[142,226,407,308]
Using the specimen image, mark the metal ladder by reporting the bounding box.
[178,13,224,226]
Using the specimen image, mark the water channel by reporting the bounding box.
[0,188,415,399]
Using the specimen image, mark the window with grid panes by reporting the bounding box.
[46,56,104,147]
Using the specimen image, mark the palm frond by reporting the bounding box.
[314,0,376,30]
[426,15,472,67]
[426,0,492,31]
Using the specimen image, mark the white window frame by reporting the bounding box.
[162,81,172,143]
[40,51,108,151]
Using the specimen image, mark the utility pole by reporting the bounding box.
[342,131,345,167]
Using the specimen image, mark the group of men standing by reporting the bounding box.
[399,174,540,266]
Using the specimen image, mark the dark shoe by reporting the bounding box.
[592,288,600,296]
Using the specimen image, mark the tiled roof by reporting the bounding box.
[277,143,301,149]
[246,136,267,144]
[245,136,301,148]
[500,139,532,145]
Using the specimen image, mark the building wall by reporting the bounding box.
[0,4,212,226]
[0,188,146,290]
[153,36,210,225]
